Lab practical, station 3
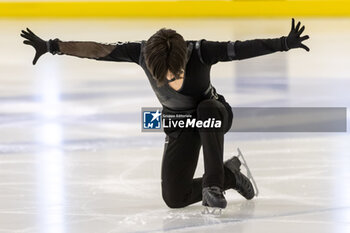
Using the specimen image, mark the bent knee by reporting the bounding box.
[162,196,186,209]
[197,99,225,121]
[161,183,189,208]
[197,99,218,110]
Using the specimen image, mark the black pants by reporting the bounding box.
[161,97,234,208]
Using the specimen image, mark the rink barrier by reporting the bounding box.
[1,1,350,18]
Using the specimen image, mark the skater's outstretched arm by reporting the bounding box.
[199,18,310,65]
[234,18,309,60]
[20,28,140,65]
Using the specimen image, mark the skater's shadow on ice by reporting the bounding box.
[162,200,256,231]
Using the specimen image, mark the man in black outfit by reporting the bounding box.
[21,19,309,212]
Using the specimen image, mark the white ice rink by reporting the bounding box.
[0,19,349,233]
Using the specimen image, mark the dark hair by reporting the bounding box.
[144,28,187,87]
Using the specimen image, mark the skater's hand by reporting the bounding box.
[21,28,48,65]
[285,18,310,52]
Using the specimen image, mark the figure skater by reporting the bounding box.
[21,18,309,214]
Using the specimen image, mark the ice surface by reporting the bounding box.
[0,19,349,233]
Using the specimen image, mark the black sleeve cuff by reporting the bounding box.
[48,38,61,55]
[227,41,236,60]
[281,36,289,51]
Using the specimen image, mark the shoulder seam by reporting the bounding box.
[227,41,236,60]
[139,40,146,65]
[195,39,205,64]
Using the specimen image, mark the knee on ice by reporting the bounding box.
[161,186,188,209]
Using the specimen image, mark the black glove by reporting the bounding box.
[20,28,60,65]
[284,18,310,52]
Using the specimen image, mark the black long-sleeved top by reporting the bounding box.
[97,37,287,100]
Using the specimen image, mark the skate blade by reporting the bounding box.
[237,148,259,197]
[201,206,223,216]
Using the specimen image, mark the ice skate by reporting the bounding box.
[224,148,259,199]
[201,186,227,216]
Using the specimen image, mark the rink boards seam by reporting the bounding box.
[1,1,350,18]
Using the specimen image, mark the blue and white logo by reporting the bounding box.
[143,109,162,129]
